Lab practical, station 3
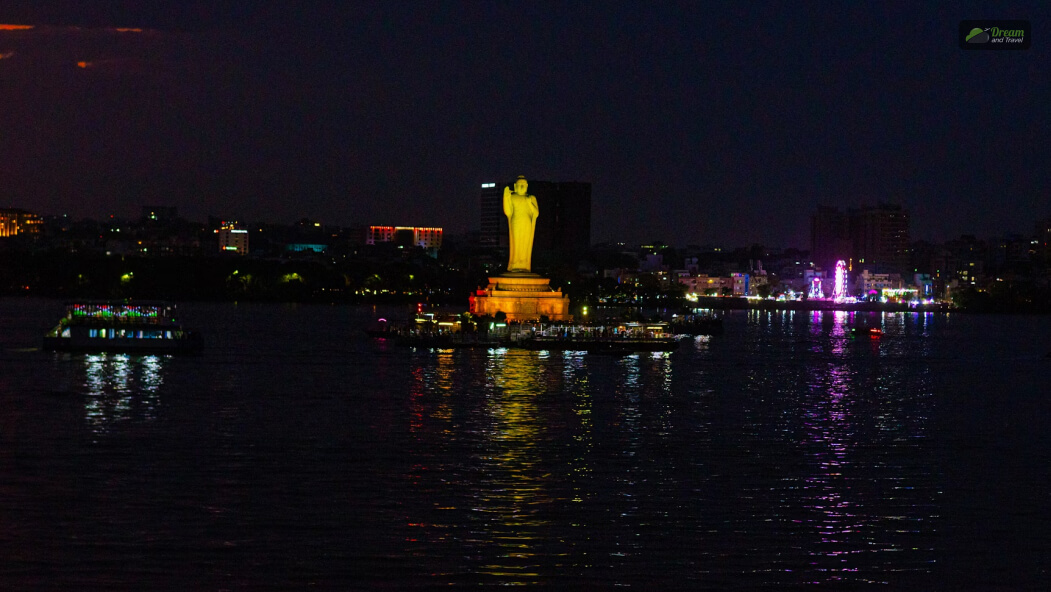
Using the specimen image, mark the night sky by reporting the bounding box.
[0,1,1047,247]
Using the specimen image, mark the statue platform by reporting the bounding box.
[469,273,572,322]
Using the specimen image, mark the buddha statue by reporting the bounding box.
[503,176,539,273]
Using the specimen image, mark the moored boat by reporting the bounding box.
[519,334,680,353]
[43,302,202,353]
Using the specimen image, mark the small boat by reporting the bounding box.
[44,301,202,353]
[851,325,883,337]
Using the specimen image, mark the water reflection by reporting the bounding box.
[395,313,942,586]
[474,349,550,583]
[77,354,167,435]
[799,309,936,584]
[564,352,593,499]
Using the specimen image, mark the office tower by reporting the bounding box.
[478,183,505,248]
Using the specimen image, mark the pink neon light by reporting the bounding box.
[832,260,847,301]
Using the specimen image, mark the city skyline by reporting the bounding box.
[0,2,1048,247]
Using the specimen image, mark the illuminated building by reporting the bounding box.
[366,226,443,250]
[678,275,732,295]
[0,208,43,237]
[855,270,904,295]
[285,243,327,253]
[217,221,249,254]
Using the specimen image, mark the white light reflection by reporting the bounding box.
[80,354,167,436]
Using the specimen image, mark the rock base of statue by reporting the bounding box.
[469,273,572,322]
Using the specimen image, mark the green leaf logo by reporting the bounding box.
[966,27,990,43]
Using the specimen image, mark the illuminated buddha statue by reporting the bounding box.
[503,176,539,273]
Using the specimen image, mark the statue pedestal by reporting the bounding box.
[469,273,572,321]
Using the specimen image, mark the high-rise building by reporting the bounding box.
[529,181,592,260]
[849,203,910,274]
[479,183,505,248]
[478,179,591,261]
[810,205,850,272]
[0,208,43,237]
[809,203,911,274]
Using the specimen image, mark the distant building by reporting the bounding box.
[286,243,327,253]
[810,205,850,272]
[944,234,985,286]
[217,221,249,255]
[142,206,179,224]
[478,183,505,248]
[849,203,910,274]
[367,226,443,250]
[809,203,910,275]
[679,275,733,295]
[855,270,905,296]
[0,208,43,237]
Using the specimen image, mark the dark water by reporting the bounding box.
[1,299,1049,589]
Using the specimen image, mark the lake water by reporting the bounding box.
[1,299,1049,589]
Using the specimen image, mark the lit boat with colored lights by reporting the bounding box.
[43,302,202,353]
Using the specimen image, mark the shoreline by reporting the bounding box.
[685,296,949,313]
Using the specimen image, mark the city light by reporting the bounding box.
[832,260,847,302]
[808,277,823,300]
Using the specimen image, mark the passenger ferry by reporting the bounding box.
[43,302,201,353]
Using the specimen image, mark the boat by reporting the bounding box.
[369,314,680,353]
[851,325,883,337]
[518,322,681,353]
[519,334,680,353]
[43,302,202,353]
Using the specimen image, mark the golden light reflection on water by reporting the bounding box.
[472,349,550,582]
[80,354,166,435]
